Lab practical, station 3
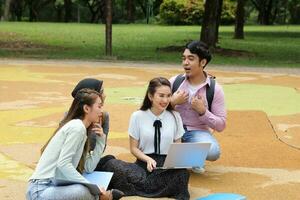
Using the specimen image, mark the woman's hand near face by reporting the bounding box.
[91,123,105,138]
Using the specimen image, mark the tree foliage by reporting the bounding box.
[249,0,300,24]
[0,0,299,24]
[159,0,235,25]
[288,0,300,24]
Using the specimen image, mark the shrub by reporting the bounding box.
[221,0,236,25]
[159,0,235,25]
[159,0,186,25]
[184,0,205,25]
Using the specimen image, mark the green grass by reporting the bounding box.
[0,22,299,67]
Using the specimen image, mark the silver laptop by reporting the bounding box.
[156,142,211,169]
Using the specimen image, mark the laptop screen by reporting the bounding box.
[162,143,211,169]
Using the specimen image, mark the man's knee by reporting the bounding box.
[206,149,220,161]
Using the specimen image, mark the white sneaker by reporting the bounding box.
[192,166,205,174]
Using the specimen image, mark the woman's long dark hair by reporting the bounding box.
[140,77,180,137]
[41,88,100,173]
[140,77,173,112]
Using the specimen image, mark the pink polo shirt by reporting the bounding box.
[170,74,226,133]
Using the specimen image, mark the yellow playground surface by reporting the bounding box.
[0,59,299,199]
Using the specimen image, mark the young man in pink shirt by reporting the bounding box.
[170,41,227,172]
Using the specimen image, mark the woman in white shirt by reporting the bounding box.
[26,88,122,200]
[99,77,190,200]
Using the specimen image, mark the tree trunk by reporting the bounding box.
[234,0,245,39]
[87,0,105,23]
[64,0,72,22]
[255,0,274,25]
[29,8,37,21]
[27,0,52,22]
[105,0,112,56]
[126,0,135,23]
[90,10,97,23]
[4,0,12,21]
[28,0,38,22]
[12,0,23,21]
[99,0,106,24]
[56,5,63,22]
[0,3,2,20]
[153,0,163,15]
[136,0,146,17]
[77,3,80,23]
[266,0,274,24]
[215,0,223,44]
[201,0,219,48]
[87,0,96,23]
[95,2,105,23]
[289,0,300,24]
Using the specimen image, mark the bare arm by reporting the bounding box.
[129,136,156,172]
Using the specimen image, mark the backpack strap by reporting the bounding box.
[206,77,215,112]
[172,74,185,94]
[172,73,216,112]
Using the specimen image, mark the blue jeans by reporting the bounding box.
[182,130,220,161]
[26,179,99,200]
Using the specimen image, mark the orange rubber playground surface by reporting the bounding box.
[0,59,299,199]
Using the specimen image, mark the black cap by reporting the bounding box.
[71,78,103,98]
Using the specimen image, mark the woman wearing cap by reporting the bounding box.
[70,78,109,156]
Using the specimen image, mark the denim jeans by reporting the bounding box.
[182,130,220,161]
[26,179,99,200]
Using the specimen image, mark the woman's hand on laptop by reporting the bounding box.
[146,157,157,172]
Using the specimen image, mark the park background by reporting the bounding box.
[0,0,300,199]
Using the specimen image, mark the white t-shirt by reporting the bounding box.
[187,83,199,102]
[128,109,185,155]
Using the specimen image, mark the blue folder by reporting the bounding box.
[53,171,113,195]
[196,193,246,200]
[83,171,113,191]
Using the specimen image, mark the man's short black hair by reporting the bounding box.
[185,41,212,66]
